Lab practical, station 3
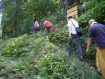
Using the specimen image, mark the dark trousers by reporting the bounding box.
[68,34,83,57]
[45,28,50,36]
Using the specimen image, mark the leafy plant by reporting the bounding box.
[2,34,30,56]
[0,33,102,79]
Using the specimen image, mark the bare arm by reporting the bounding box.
[86,38,92,52]
[68,26,71,35]
[68,20,72,39]
[68,26,72,39]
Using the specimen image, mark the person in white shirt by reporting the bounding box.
[34,21,39,33]
[67,16,83,60]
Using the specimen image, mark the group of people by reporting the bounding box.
[33,16,105,78]
[68,16,105,78]
[33,19,52,41]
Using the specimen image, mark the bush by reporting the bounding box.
[93,1,105,24]
[86,0,98,10]
[2,34,30,56]
[18,16,33,35]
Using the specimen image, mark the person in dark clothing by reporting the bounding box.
[86,19,105,78]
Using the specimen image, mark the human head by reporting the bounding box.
[89,19,96,27]
[35,21,38,24]
[68,16,72,20]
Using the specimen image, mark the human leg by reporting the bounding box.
[45,28,49,40]
[35,29,38,33]
[96,48,101,70]
[68,34,76,55]
[75,35,83,58]
[47,28,50,33]
[98,48,105,78]
[68,38,73,55]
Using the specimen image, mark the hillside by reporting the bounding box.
[0,32,102,79]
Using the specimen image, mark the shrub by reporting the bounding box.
[18,16,33,35]
[86,0,98,10]
[93,1,105,24]
[2,34,30,56]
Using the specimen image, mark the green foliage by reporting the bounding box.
[2,0,63,38]
[0,33,102,79]
[2,0,28,38]
[55,10,67,22]
[78,4,86,15]
[50,24,68,46]
[2,4,15,34]
[18,16,33,35]
[86,0,98,10]
[2,34,30,56]
[23,0,61,18]
[78,0,98,16]
[93,1,105,24]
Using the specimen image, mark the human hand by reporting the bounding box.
[69,36,72,39]
[86,48,89,53]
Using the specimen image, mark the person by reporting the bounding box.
[34,21,39,33]
[67,16,83,60]
[44,19,52,41]
[86,19,105,78]
[32,25,35,32]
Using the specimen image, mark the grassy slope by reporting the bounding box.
[0,32,102,79]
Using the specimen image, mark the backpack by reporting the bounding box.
[34,25,38,30]
[45,21,52,29]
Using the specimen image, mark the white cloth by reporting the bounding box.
[34,21,39,27]
[44,20,47,25]
[68,19,79,35]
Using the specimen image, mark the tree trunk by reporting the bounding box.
[2,33,5,41]
[65,0,68,9]
[1,22,5,40]
[12,0,17,34]
[13,10,17,33]
[2,28,5,40]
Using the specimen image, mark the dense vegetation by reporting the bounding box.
[0,33,102,79]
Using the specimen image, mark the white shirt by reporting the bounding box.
[34,21,39,27]
[68,19,79,35]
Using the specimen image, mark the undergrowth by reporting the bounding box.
[0,32,102,79]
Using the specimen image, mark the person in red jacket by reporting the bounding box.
[44,19,52,41]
